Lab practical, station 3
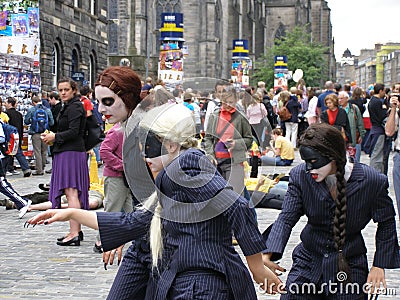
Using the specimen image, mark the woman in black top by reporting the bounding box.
[41,77,89,246]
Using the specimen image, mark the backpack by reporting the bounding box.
[32,104,49,133]
[0,123,19,156]
[277,102,292,121]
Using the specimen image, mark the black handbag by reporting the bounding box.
[84,115,105,151]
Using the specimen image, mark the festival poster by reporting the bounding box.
[11,14,29,37]
[18,72,31,89]
[0,72,5,88]
[27,8,39,34]
[31,73,40,91]
[0,11,7,31]
[5,71,18,87]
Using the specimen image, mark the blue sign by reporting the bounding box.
[71,72,84,82]
[160,13,184,41]
[232,39,249,59]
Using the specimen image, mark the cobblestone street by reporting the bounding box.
[0,152,399,299]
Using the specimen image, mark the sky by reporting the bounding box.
[327,0,400,58]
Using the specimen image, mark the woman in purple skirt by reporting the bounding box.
[41,77,89,246]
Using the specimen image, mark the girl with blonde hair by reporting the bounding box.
[27,103,282,299]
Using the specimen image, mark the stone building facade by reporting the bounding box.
[108,0,335,88]
[40,1,108,90]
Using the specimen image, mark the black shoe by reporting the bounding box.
[32,171,44,176]
[45,169,52,174]
[38,183,50,191]
[57,236,80,246]
[93,243,103,253]
[23,170,32,177]
[57,230,84,242]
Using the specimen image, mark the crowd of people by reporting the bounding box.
[0,69,397,298]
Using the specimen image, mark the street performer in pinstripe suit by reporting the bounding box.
[26,103,282,298]
[263,123,400,299]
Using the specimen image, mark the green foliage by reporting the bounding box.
[252,25,328,88]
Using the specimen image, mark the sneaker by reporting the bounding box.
[5,171,13,176]
[11,170,20,175]
[32,171,44,176]
[18,200,32,218]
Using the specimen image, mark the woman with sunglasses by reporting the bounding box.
[41,77,89,246]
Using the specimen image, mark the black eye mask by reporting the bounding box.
[143,131,167,158]
[99,97,115,107]
[299,146,331,172]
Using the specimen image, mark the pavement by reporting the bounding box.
[0,152,399,299]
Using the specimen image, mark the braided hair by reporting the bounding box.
[299,123,351,282]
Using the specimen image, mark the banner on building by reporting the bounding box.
[0,0,40,97]
[158,13,185,88]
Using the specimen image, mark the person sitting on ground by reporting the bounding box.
[27,190,103,212]
[260,128,294,166]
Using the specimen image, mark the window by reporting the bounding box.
[74,0,81,8]
[71,49,79,76]
[51,44,60,88]
[89,53,96,88]
[90,0,97,15]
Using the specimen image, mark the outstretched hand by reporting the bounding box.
[24,209,73,227]
[103,244,124,270]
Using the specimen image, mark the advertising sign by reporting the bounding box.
[158,13,185,88]
[0,0,40,96]
[274,55,288,90]
[231,39,252,87]
[0,0,40,158]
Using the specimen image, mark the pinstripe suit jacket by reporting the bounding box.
[266,162,400,291]
[98,148,266,299]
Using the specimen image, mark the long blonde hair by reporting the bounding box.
[139,103,197,268]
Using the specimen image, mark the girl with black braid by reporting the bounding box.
[262,123,400,299]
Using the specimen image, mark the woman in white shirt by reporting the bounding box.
[246,92,268,148]
[305,87,318,124]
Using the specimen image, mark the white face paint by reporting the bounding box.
[309,161,335,182]
[95,86,129,124]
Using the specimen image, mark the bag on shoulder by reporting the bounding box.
[277,102,292,121]
[84,115,105,151]
[32,104,49,133]
[0,123,19,156]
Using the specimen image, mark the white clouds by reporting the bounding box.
[327,0,399,58]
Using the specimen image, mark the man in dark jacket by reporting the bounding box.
[4,97,31,177]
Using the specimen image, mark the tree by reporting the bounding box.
[252,25,329,89]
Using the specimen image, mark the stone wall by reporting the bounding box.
[40,1,108,90]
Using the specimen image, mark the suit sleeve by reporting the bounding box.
[371,175,400,269]
[97,210,152,252]
[265,168,304,257]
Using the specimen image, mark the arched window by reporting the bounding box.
[51,44,61,88]
[156,0,182,31]
[275,23,286,42]
[71,49,79,76]
[89,52,97,88]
